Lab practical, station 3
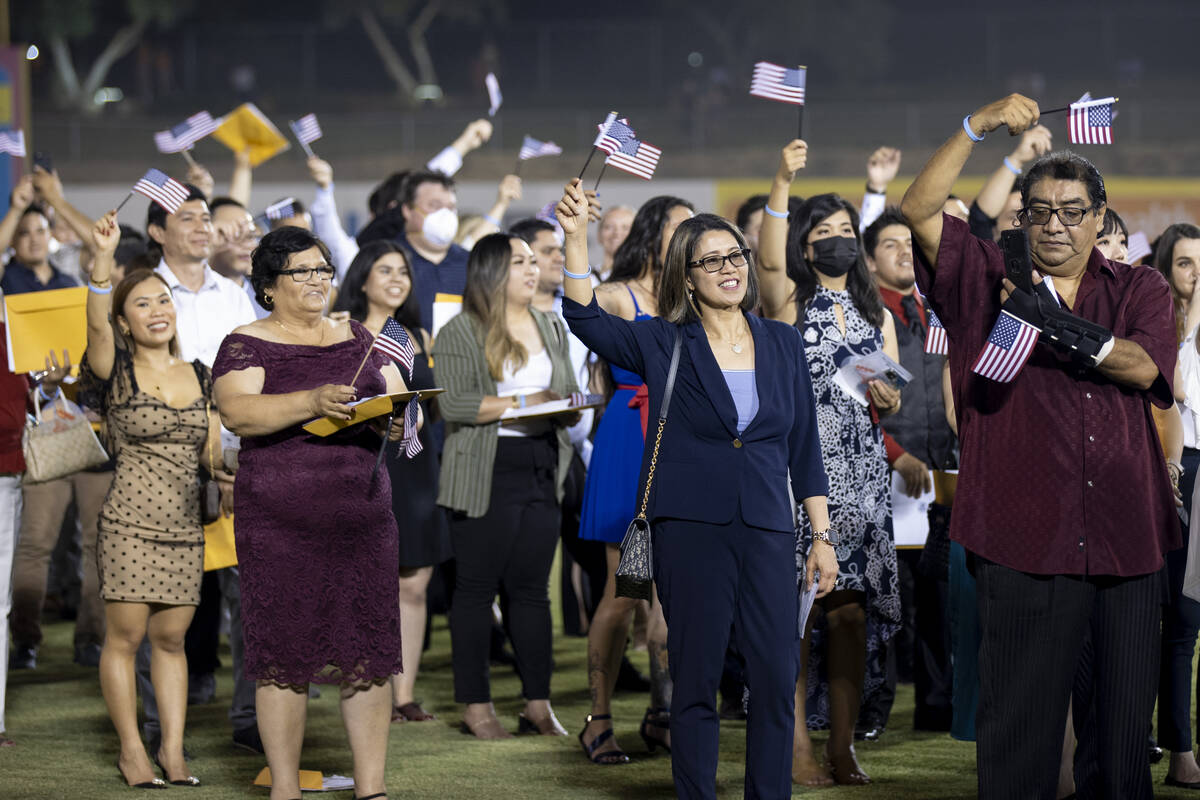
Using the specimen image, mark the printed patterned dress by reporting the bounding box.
[796,286,901,730]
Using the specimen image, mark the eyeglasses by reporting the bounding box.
[278,266,335,282]
[1017,206,1095,227]
[688,248,751,273]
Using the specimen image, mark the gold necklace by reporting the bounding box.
[133,356,178,392]
[708,324,748,355]
[274,317,326,345]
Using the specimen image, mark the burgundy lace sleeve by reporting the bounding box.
[212,335,261,380]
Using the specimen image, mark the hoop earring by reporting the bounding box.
[262,294,274,309]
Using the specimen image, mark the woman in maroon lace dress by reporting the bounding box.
[213,227,411,800]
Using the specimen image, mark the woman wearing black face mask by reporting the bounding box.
[756,141,902,788]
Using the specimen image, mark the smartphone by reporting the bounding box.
[1000,228,1033,293]
[33,151,53,173]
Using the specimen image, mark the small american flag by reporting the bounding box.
[132,169,190,214]
[971,311,1039,383]
[290,114,323,145]
[605,138,662,181]
[0,130,26,157]
[1069,97,1115,145]
[594,117,637,156]
[925,307,949,356]
[264,197,298,221]
[1126,231,1152,264]
[154,112,217,154]
[374,317,415,381]
[750,62,806,106]
[400,396,423,458]
[519,136,562,161]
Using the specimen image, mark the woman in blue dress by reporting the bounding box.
[576,195,695,764]
[759,140,903,787]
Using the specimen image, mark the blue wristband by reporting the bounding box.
[962,115,985,143]
[562,265,592,280]
[483,214,502,227]
[38,385,61,403]
[1003,156,1022,176]
[88,282,113,295]
[763,204,788,219]
[518,394,527,409]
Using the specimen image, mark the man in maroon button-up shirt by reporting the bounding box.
[901,94,1177,800]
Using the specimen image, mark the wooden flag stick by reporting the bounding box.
[797,106,805,140]
[577,147,599,179]
[593,163,608,192]
[347,346,373,390]
[515,157,523,177]
[114,190,136,213]
[290,123,317,159]
[180,149,197,168]
[1041,97,1117,116]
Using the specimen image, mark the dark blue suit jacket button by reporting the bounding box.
[732,438,742,448]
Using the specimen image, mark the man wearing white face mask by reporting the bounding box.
[396,170,470,331]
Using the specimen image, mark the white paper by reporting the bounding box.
[485,73,502,117]
[833,350,912,407]
[431,298,462,339]
[500,393,602,421]
[798,577,818,639]
[322,775,355,792]
[890,470,935,547]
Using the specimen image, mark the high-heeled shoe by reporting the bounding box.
[153,753,200,786]
[578,713,630,765]
[353,794,388,800]
[115,760,166,790]
[639,707,671,754]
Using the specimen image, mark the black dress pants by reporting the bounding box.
[974,557,1161,800]
[449,436,560,704]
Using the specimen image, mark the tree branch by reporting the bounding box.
[407,0,444,85]
[358,6,419,99]
[78,20,149,112]
[47,34,81,100]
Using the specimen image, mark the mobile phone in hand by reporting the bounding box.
[33,151,53,173]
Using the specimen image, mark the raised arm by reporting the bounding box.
[860,146,901,231]
[229,150,252,208]
[32,168,97,254]
[974,125,1052,220]
[85,211,121,380]
[307,157,360,279]
[557,178,596,308]
[901,94,1040,270]
[758,141,807,320]
[478,175,522,235]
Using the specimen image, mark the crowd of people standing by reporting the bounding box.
[0,93,1195,800]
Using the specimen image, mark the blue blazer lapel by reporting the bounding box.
[684,320,738,436]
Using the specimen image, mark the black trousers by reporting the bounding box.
[654,515,799,800]
[974,558,1161,800]
[449,436,560,704]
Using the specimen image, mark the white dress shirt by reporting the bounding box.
[155,258,256,368]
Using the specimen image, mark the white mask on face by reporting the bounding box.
[421,207,459,248]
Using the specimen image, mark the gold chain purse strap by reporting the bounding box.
[635,330,682,520]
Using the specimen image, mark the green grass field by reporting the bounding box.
[3,570,1197,799]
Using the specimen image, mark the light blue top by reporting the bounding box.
[721,369,759,434]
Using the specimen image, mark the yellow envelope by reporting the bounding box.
[3,286,87,373]
[301,390,422,437]
[203,514,237,571]
[212,103,290,167]
[253,767,349,792]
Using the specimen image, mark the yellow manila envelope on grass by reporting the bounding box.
[253,767,354,792]
[203,515,237,571]
[212,103,290,167]
[4,286,87,373]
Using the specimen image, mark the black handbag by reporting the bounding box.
[615,330,682,600]
[199,399,221,525]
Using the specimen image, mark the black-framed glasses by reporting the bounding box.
[688,248,751,273]
[1017,206,1095,227]
[278,266,335,282]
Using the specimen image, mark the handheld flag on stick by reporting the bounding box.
[485,73,503,117]
[264,197,299,222]
[971,311,1039,383]
[351,317,422,464]
[578,112,618,179]
[750,62,807,137]
[289,114,322,158]
[924,307,949,356]
[0,130,26,157]
[519,136,562,161]
[1068,96,1116,145]
[605,139,662,182]
[121,169,190,214]
[154,112,217,154]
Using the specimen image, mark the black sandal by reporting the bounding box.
[578,713,630,765]
[354,794,388,800]
[639,707,671,754]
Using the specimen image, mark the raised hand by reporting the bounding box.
[777,140,809,183]
[555,178,590,237]
[968,94,1040,138]
[41,349,72,394]
[91,211,120,255]
[1010,124,1053,167]
[10,175,34,209]
[454,119,494,155]
[496,174,522,204]
[31,166,65,206]
[186,163,215,199]
[308,157,333,189]
[866,146,902,193]
[583,189,603,223]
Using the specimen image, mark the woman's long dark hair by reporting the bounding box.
[463,233,527,380]
[606,195,695,286]
[658,215,758,324]
[331,240,422,332]
[785,193,884,328]
[1153,222,1200,343]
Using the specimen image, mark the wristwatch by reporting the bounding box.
[813,528,833,546]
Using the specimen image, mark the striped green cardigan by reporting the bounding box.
[432,308,579,517]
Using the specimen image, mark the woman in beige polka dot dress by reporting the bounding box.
[81,210,227,789]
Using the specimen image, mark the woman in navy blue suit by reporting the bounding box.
[556,178,838,800]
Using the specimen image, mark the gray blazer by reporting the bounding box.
[432,308,579,517]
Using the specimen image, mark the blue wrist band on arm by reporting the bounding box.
[483,214,502,227]
[88,283,113,295]
[1003,156,1022,176]
[518,395,527,409]
[763,204,788,219]
[963,115,985,142]
[38,385,61,402]
[562,265,592,279]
